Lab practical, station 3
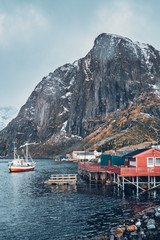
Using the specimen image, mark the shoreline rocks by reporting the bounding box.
[109,206,160,240]
[95,206,160,240]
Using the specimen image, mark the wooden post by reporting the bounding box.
[148,176,150,189]
[101,173,106,183]
[89,173,91,182]
[95,173,98,182]
[113,173,115,183]
[136,176,139,194]
[154,176,156,187]
[153,190,156,199]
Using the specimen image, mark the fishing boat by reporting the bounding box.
[8,143,36,172]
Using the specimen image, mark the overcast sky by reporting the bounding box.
[0,0,160,109]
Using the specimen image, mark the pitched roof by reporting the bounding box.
[123,148,150,158]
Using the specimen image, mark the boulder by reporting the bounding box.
[146,219,156,230]
[126,225,138,232]
[155,207,160,218]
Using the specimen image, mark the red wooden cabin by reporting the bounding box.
[120,147,160,177]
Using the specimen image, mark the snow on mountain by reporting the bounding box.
[0,107,18,131]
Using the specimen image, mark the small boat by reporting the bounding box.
[8,143,36,172]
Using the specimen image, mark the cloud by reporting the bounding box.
[0,14,5,42]
[94,1,146,42]
[0,7,48,46]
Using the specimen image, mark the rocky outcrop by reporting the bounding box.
[0,33,160,157]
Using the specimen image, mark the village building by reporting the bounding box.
[71,150,101,161]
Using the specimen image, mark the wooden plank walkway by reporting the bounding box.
[45,174,77,185]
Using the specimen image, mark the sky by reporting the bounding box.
[0,0,160,110]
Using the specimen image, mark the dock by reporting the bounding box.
[45,174,77,185]
[78,162,160,194]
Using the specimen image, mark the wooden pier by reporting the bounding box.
[45,174,77,185]
[78,162,160,194]
[78,162,120,183]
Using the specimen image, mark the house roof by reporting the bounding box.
[123,148,150,158]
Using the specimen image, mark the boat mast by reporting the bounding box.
[13,142,16,160]
[25,143,29,161]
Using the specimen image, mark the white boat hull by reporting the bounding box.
[9,165,35,172]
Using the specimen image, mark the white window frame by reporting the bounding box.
[147,157,154,167]
[155,157,160,166]
[130,161,136,167]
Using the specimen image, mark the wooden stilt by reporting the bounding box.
[122,177,124,191]
[118,176,120,188]
[89,173,91,182]
[136,176,139,194]
[123,177,144,191]
[148,176,150,189]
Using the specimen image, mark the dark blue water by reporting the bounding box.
[0,159,160,240]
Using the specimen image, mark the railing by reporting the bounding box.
[50,174,77,181]
[78,162,120,174]
[120,167,160,176]
[78,163,160,177]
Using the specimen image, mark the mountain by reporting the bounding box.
[0,33,160,158]
[0,106,18,131]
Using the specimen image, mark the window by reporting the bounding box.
[155,158,160,166]
[147,157,154,167]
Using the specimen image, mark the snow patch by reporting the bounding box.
[70,76,75,86]
[71,134,82,139]
[151,84,160,97]
[140,112,152,118]
[61,92,72,99]
[58,107,69,116]
[83,55,93,81]
[61,120,68,132]
[73,60,79,70]
[136,42,155,76]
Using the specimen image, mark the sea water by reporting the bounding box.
[0,159,160,240]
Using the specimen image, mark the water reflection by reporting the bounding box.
[50,184,77,193]
[0,159,160,240]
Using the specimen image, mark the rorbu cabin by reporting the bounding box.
[120,147,160,177]
[123,148,150,167]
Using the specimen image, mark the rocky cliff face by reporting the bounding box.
[1,33,160,157]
